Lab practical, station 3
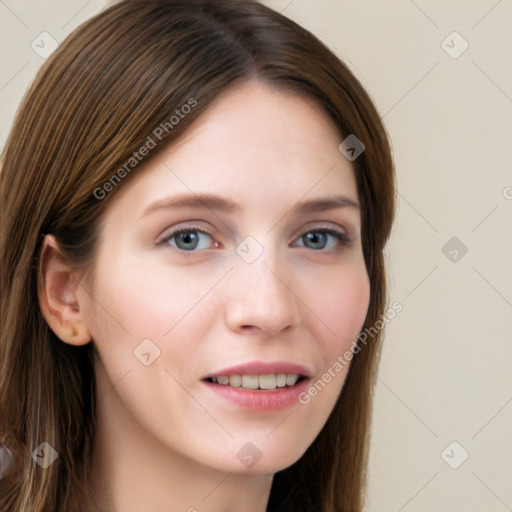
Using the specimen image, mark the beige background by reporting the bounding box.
[1,1,511,510]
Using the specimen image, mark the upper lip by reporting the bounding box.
[203,361,313,379]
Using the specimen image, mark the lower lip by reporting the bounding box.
[202,378,311,411]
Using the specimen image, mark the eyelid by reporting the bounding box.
[155,221,213,245]
[156,221,354,253]
[295,221,351,240]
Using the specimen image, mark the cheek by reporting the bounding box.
[87,251,196,338]
[298,266,369,419]
[84,252,214,384]
[316,261,371,361]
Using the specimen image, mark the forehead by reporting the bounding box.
[102,79,358,221]
[167,80,344,166]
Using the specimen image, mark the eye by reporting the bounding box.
[157,225,351,256]
[159,227,215,253]
[294,228,350,251]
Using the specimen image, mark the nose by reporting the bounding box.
[224,247,300,338]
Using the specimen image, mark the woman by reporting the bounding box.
[0,0,395,510]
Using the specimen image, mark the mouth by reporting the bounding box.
[201,362,313,411]
[203,373,308,391]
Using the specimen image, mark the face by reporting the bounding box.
[79,80,370,475]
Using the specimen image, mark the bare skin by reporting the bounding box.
[38,79,370,512]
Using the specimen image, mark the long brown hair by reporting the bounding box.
[0,1,395,510]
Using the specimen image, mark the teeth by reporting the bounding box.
[229,375,241,387]
[241,375,259,389]
[209,373,301,390]
[276,373,287,387]
[258,374,276,390]
[286,374,299,386]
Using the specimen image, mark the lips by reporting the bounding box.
[202,361,312,392]
[202,362,313,411]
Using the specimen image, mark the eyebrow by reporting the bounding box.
[140,192,360,218]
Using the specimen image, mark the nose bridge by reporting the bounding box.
[225,235,299,336]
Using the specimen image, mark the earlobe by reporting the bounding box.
[37,234,92,346]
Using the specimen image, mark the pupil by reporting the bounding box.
[179,232,197,249]
[306,232,325,249]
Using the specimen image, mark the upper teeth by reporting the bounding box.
[210,374,300,390]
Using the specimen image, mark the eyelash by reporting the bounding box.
[157,225,351,257]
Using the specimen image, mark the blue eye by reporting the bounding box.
[159,226,350,256]
[295,229,350,250]
[161,228,213,252]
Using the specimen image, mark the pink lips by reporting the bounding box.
[202,360,313,412]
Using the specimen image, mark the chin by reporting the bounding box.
[219,435,310,476]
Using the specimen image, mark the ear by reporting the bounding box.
[37,234,92,346]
